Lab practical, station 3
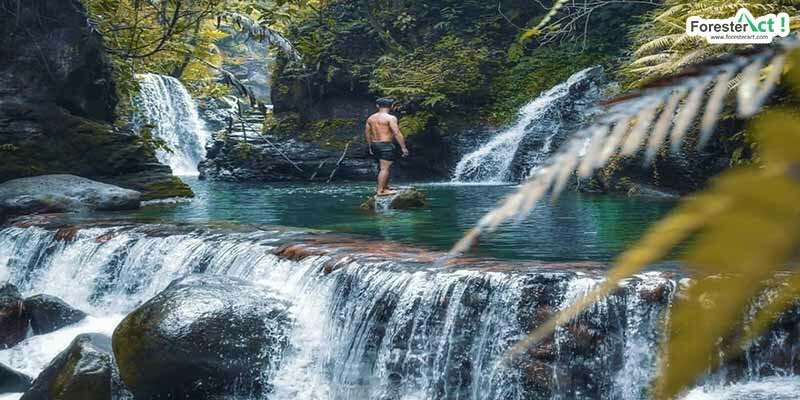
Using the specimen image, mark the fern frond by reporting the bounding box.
[654,4,688,22]
[630,53,674,67]
[634,34,684,58]
[676,46,722,68]
[670,34,704,50]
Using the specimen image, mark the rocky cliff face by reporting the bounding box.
[198,100,456,182]
[581,119,742,196]
[0,0,192,200]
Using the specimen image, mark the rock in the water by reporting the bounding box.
[0,362,33,394]
[112,275,292,399]
[361,188,427,211]
[0,175,141,221]
[20,333,114,400]
[626,183,679,199]
[23,295,87,335]
[0,283,27,349]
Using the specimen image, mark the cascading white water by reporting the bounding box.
[452,67,598,183]
[0,224,798,399]
[133,74,210,176]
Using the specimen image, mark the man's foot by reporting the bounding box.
[376,189,399,196]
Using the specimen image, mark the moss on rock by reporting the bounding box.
[20,334,113,400]
[139,178,194,201]
[362,188,427,211]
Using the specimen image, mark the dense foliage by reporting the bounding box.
[624,0,800,86]
[271,0,649,139]
[83,0,307,115]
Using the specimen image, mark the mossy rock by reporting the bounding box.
[0,362,32,394]
[112,275,292,399]
[139,177,194,201]
[23,295,87,336]
[0,283,27,349]
[20,334,113,400]
[361,188,427,211]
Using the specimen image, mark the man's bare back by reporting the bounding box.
[365,98,409,195]
[366,112,398,143]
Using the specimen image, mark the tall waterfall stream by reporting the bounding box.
[0,223,797,400]
[452,67,601,183]
[132,74,211,176]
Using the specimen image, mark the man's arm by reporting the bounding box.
[364,121,373,154]
[389,116,409,157]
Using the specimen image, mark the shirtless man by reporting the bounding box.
[365,98,409,195]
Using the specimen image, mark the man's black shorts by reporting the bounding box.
[370,141,397,162]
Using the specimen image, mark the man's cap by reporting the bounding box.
[376,98,395,108]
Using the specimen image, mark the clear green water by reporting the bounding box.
[129,178,678,261]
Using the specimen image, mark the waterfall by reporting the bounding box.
[133,74,210,176]
[0,224,797,399]
[452,67,601,183]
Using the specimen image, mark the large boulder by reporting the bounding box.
[0,0,192,200]
[0,175,141,221]
[20,333,114,400]
[0,362,33,394]
[112,275,293,399]
[23,294,88,335]
[0,283,27,349]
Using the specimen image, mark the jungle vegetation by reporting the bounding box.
[78,1,800,397]
[82,0,310,116]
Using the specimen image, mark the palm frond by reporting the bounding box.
[447,36,799,258]
[219,11,301,62]
[504,106,800,399]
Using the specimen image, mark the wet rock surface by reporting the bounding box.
[0,283,89,347]
[361,188,427,211]
[625,183,680,199]
[112,274,293,399]
[198,97,454,182]
[198,129,450,183]
[0,175,141,222]
[20,333,114,400]
[509,66,609,181]
[0,283,27,349]
[581,124,735,195]
[0,361,32,394]
[0,0,191,200]
[1,219,799,399]
[23,294,88,335]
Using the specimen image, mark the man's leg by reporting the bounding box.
[378,160,393,194]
